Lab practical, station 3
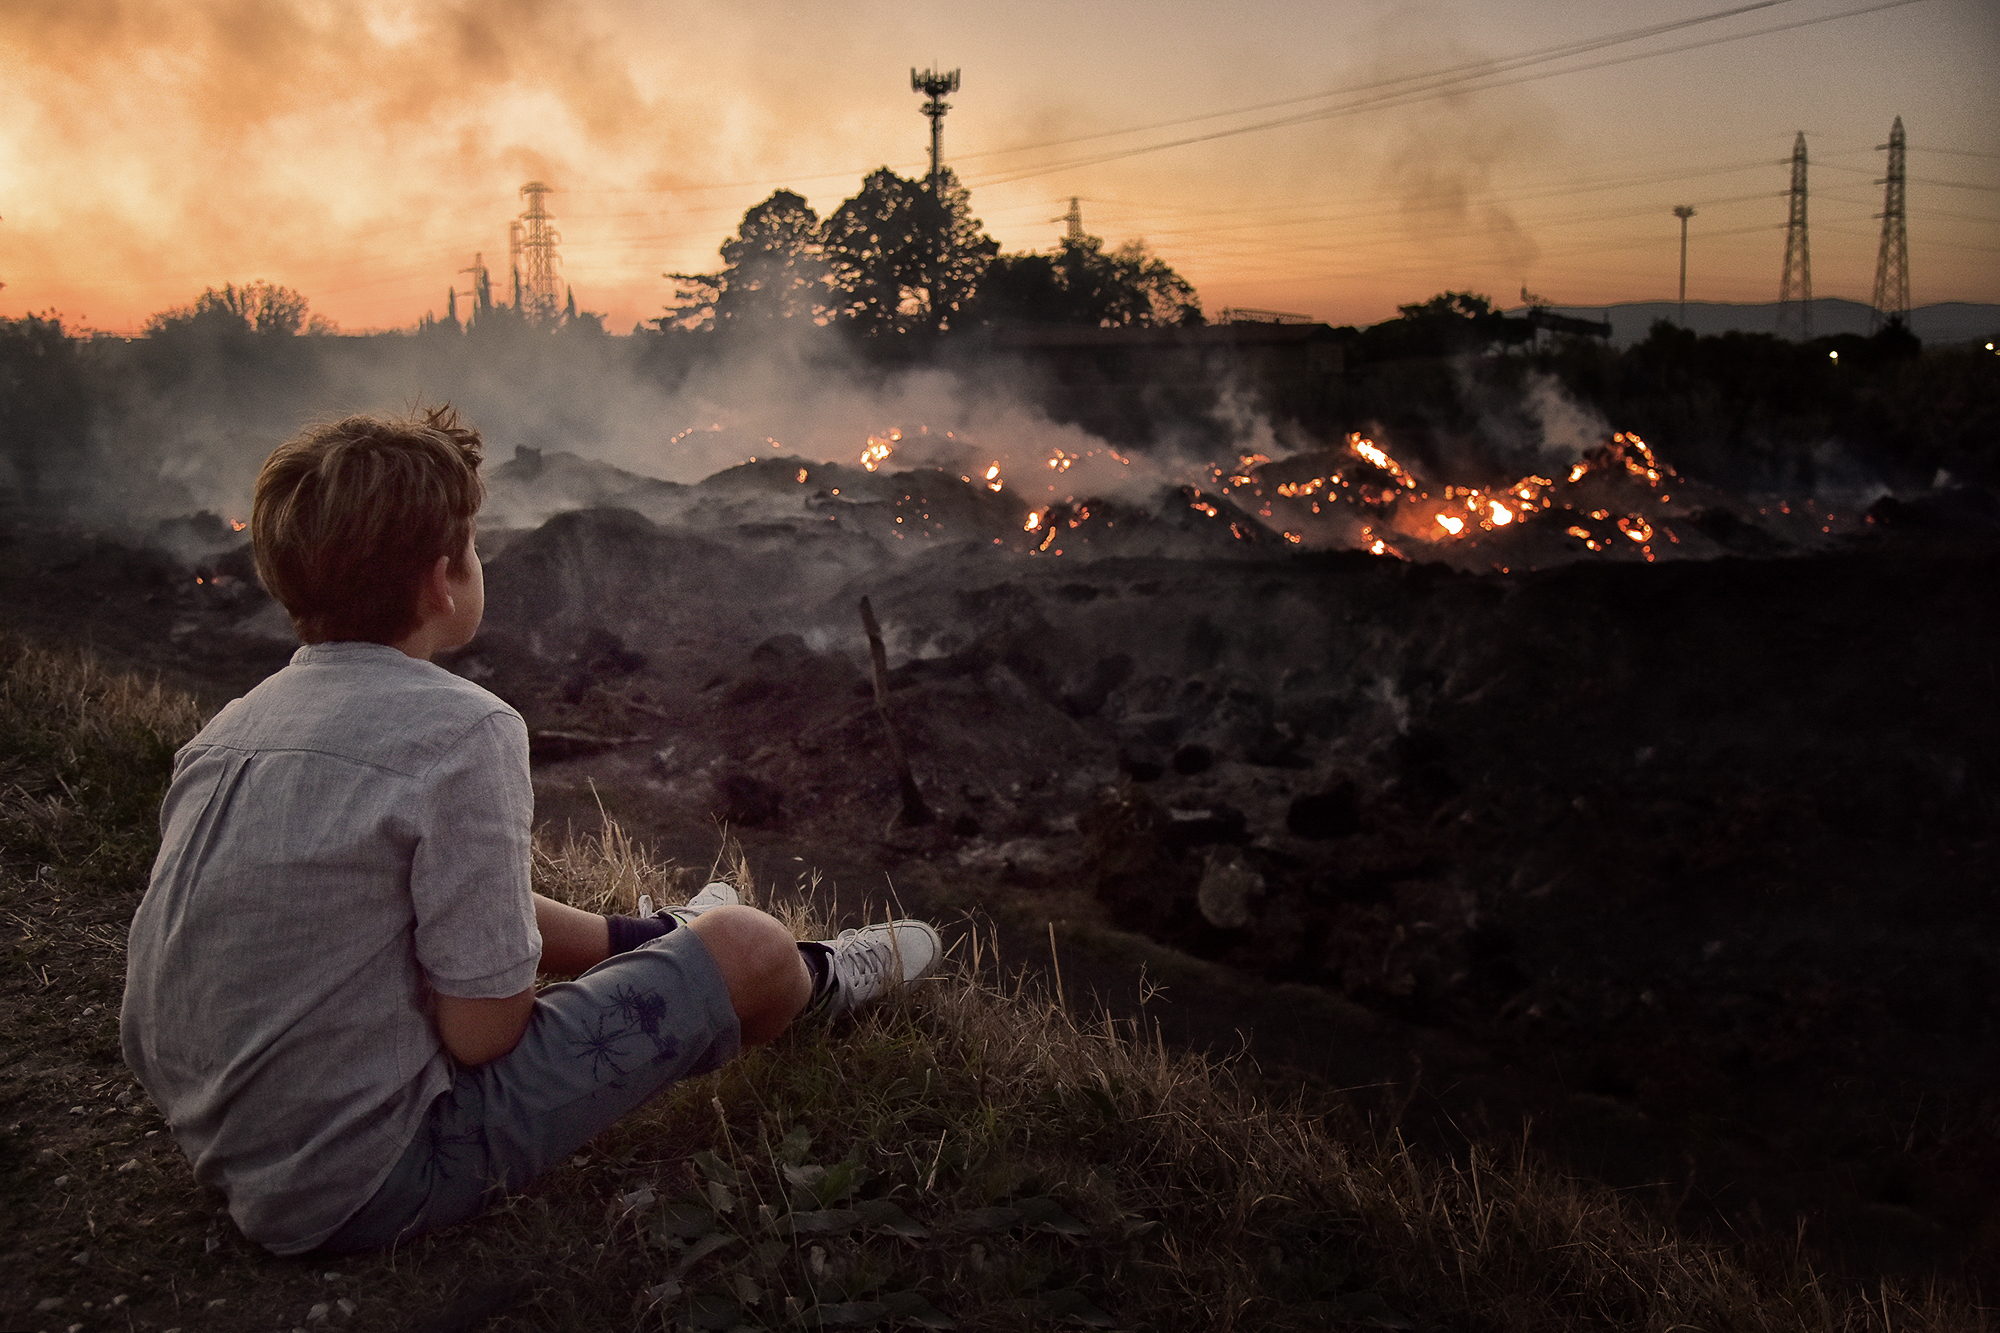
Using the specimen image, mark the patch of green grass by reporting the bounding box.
[0,634,1988,1331]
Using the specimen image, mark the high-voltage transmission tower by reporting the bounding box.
[1871,115,1910,331]
[911,67,959,199]
[1776,132,1812,341]
[511,181,563,322]
[1054,197,1085,244]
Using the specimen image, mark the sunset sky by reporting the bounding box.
[1,0,1994,336]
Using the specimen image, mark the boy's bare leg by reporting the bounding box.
[685,905,813,1045]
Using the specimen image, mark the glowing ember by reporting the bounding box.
[1436,514,1465,535]
[860,437,893,471]
[229,518,247,532]
[1489,502,1514,526]
[1024,511,1043,532]
[1349,434,1416,489]
[985,463,1003,492]
[796,468,808,483]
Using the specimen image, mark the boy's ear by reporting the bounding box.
[417,553,457,617]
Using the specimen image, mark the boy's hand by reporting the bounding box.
[435,988,535,1066]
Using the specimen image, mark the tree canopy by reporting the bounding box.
[143,281,327,338]
[668,190,829,330]
[972,235,1202,328]
[1357,291,1532,360]
[818,168,996,336]
[661,170,1204,337]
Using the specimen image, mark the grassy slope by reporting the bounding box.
[0,634,1984,1333]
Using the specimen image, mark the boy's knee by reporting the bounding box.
[686,905,810,1041]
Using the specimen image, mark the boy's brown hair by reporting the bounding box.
[253,406,485,645]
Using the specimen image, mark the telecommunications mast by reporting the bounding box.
[1776,132,1812,341]
[911,67,960,198]
[1871,116,1910,331]
[516,181,563,321]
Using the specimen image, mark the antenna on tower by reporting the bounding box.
[1052,197,1085,245]
[1871,116,1910,332]
[911,67,960,198]
[516,182,563,322]
[1777,132,1811,341]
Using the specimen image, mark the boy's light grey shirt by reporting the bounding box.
[121,641,540,1255]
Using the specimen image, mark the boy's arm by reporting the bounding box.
[430,897,612,1066]
[534,893,612,975]
[434,989,535,1066]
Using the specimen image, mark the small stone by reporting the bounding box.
[53,1174,68,1187]
[206,1296,227,1307]
[336,1297,357,1317]
[308,1301,330,1321]
[205,1236,221,1253]
[321,1271,343,1281]
[80,1006,96,1017]
[35,1296,64,1312]
[117,1089,134,1103]
[117,1157,140,1173]
[70,1249,90,1265]
[68,1105,86,1115]
[112,1293,129,1306]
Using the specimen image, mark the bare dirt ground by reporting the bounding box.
[3,460,1996,1294]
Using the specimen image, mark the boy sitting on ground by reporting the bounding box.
[119,407,941,1255]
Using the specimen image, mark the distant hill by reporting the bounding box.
[1506,298,1999,348]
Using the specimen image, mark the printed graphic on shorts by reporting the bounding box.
[609,983,682,1066]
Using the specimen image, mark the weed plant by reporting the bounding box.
[0,635,1986,1331]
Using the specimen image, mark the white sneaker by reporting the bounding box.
[637,881,739,925]
[819,920,943,1014]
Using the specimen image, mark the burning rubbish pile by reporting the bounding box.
[471,421,1902,576]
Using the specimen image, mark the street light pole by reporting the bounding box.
[1673,205,1696,327]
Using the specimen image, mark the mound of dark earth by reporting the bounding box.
[3,465,1995,1283]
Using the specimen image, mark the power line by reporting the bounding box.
[963,0,1929,189]
[952,0,1801,165]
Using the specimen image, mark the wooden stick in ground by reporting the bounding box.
[858,596,932,827]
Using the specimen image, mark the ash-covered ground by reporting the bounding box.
[4,432,1996,1283]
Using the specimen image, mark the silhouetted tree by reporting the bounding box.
[144,281,324,339]
[819,168,996,336]
[973,235,1202,327]
[1358,291,1531,361]
[0,312,92,510]
[667,190,829,331]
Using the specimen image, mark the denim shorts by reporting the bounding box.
[319,926,740,1251]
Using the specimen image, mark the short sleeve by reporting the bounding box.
[409,709,540,997]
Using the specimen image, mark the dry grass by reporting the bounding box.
[0,634,1990,1332]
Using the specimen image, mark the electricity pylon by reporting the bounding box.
[1871,115,1910,332]
[1053,197,1085,244]
[911,68,959,198]
[516,182,563,322]
[1777,132,1811,341]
